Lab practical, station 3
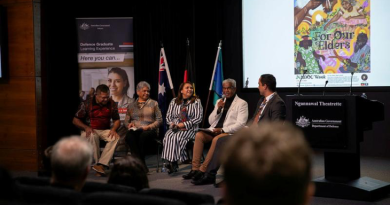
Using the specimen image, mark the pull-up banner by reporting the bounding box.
[76,17,134,131]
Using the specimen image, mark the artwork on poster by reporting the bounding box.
[294,1,370,71]
[243,0,390,88]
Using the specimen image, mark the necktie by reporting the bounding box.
[252,98,267,126]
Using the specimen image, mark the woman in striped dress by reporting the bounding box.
[162,82,203,174]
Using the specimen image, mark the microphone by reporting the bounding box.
[170,123,178,132]
[297,69,308,95]
[322,80,328,96]
[349,72,354,95]
[217,95,226,114]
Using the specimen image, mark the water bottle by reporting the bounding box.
[161,162,166,172]
[361,93,367,99]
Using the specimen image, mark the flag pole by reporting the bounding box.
[209,41,222,90]
[171,89,176,98]
[161,45,176,98]
[202,40,222,127]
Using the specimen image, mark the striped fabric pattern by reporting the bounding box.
[162,98,203,162]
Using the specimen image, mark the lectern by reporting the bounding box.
[286,95,388,201]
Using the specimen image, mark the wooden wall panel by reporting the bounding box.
[0,0,37,171]
[6,2,35,77]
[0,0,32,4]
[0,149,37,171]
[0,78,36,150]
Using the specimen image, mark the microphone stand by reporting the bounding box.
[349,72,354,95]
[297,69,308,95]
[323,80,328,96]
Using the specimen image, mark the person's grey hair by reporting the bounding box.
[51,136,93,181]
[223,78,236,88]
[136,81,151,91]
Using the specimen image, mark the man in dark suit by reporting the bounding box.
[248,73,286,124]
[191,74,286,186]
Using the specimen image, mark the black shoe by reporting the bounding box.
[165,163,172,174]
[192,171,205,181]
[191,172,216,185]
[166,161,178,174]
[172,161,179,171]
[182,170,200,179]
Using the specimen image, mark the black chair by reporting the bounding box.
[140,188,215,205]
[155,138,163,172]
[0,166,17,202]
[15,183,83,205]
[14,176,136,195]
[82,181,136,194]
[14,176,50,186]
[81,192,186,205]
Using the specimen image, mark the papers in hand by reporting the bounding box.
[198,128,214,133]
[129,127,142,131]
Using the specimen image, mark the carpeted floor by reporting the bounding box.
[12,152,390,205]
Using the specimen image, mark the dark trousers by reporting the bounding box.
[206,135,231,175]
[125,129,157,166]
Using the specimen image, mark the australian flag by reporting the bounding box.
[158,47,174,136]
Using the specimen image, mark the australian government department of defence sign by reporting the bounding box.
[293,99,347,149]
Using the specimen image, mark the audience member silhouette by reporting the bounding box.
[108,155,149,192]
[50,136,93,191]
[221,122,314,205]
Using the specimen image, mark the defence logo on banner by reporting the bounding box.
[80,23,90,30]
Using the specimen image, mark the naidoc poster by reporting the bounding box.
[294,0,370,87]
[76,17,134,124]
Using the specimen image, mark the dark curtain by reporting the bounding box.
[40,0,390,164]
[42,0,225,146]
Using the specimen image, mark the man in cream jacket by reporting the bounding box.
[182,78,248,185]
